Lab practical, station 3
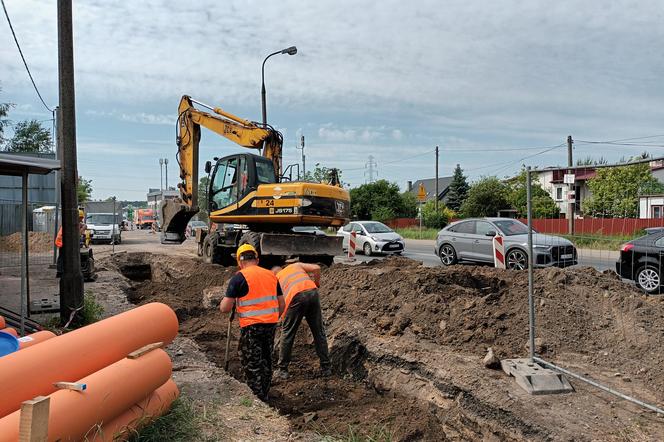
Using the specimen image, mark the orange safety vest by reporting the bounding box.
[276,264,318,317]
[237,266,280,328]
[55,227,63,248]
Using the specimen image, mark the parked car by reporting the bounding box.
[86,213,122,245]
[435,218,577,269]
[615,230,664,294]
[337,221,405,256]
[292,226,328,236]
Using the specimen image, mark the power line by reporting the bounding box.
[1,0,53,112]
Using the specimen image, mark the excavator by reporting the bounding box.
[161,95,350,266]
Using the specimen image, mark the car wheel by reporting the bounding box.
[363,242,372,256]
[506,249,528,270]
[439,244,457,266]
[636,265,661,294]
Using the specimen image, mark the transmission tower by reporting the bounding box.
[364,155,377,183]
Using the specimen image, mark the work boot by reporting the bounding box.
[274,368,290,380]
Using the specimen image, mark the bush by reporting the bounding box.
[371,206,396,223]
[422,201,452,229]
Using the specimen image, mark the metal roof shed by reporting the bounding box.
[0,154,60,334]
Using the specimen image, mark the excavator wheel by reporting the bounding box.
[240,231,283,268]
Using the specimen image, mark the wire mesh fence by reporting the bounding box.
[524,160,664,426]
[0,199,59,318]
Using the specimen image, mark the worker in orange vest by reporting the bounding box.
[271,261,331,379]
[55,210,86,277]
[219,244,284,401]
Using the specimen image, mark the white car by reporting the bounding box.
[337,221,405,256]
[86,213,122,244]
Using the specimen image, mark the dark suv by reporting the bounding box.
[616,230,664,294]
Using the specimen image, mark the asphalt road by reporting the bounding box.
[352,238,618,272]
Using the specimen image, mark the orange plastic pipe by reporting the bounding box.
[0,328,17,337]
[0,349,173,442]
[0,302,178,418]
[0,316,5,329]
[17,330,56,349]
[88,379,179,441]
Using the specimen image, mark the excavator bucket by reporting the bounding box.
[260,233,343,257]
[160,198,199,244]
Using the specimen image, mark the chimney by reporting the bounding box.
[407,181,413,192]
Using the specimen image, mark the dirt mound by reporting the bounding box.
[0,231,53,253]
[322,257,664,399]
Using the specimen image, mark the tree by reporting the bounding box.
[583,163,664,218]
[0,85,13,146]
[6,120,53,153]
[303,164,346,187]
[349,180,409,220]
[577,156,608,166]
[77,177,93,203]
[446,164,469,211]
[507,169,560,218]
[459,177,510,217]
[197,176,210,222]
[400,191,418,218]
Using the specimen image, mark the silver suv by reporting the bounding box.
[435,218,577,269]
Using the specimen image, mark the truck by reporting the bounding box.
[84,201,122,244]
[136,208,156,230]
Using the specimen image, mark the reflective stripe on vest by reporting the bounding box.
[237,265,280,328]
[276,265,318,317]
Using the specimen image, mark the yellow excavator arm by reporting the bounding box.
[176,95,283,209]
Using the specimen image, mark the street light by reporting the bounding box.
[159,158,164,190]
[261,46,297,126]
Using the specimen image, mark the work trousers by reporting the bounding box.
[278,289,331,371]
[239,322,277,401]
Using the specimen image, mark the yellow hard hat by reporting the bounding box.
[236,244,258,265]
[78,209,85,219]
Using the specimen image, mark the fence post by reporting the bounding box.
[526,166,535,362]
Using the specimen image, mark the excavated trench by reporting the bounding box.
[114,252,664,441]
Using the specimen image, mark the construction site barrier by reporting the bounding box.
[0,302,178,418]
[91,379,179,441]
[493,235,506,269]
[0,348,173,441]
[348,231,356,260]
[17,331,56,350]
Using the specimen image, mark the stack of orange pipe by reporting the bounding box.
[0,302,180,439]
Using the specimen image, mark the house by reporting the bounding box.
[530,160,664,218]
[639,195,664,219]
[408,177,453,203]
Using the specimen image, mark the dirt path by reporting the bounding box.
[98,249,664,441]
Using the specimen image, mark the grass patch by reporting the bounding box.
[395,227,439,240]
[561,233,637,250]
[80,291,104,325]
[318,425,395,442]
[239,397,253,407]
[129,398,200,442]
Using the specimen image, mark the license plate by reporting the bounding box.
[387,244,401,249]
[561,253,573,260]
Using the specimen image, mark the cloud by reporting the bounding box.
[86,110,173,125]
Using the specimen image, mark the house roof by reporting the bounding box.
[411,177,453,201]
[0,153,61,176]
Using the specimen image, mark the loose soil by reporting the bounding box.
[0,231,53,253]
[106,252,664,441]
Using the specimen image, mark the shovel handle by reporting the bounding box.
[223,307,234,371]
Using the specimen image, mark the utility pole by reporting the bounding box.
[164,158,169,190]
[52,106,61,266]
[567,135,574,235]
[159,158,164,191]
[300,135,306,179]
[58,0,84,324]
[435,145,439,212]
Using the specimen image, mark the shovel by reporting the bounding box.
[223,307,235,371]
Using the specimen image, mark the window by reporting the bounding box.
[653,206,663,219]
[655,237,664,247]
[342,224,352,232]
[555,187,563,201]
[255,158,277,184]
[210,158,238,209]
[475,221,495,236]
[450,221,475,234]
[363,222,392,233]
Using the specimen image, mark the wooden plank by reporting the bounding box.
[127,342,163,359]
[53,381,87,391]
[19,396,50,442]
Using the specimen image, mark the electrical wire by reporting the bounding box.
[1,0,53,112]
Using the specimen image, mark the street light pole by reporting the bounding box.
[261,46,297,126]
[159,158,163,191]
[164,158,169,190]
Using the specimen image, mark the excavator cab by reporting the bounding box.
[208,154,276,213]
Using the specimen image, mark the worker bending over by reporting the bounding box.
[272,262,331,379]
[219,245,284,401]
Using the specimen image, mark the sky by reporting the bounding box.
[2,0,664,200]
